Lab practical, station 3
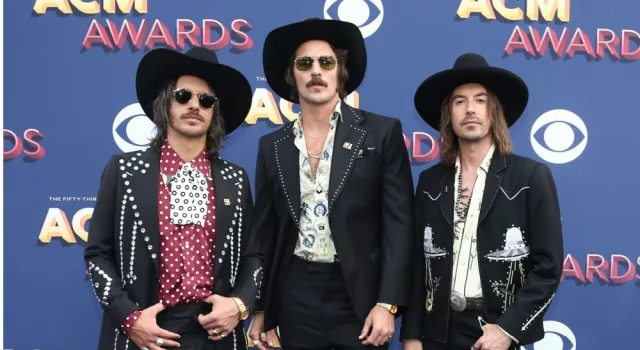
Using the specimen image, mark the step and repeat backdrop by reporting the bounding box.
[4,0,638,349]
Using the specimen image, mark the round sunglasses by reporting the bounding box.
[294,55,337,71]
[173,88,218,109]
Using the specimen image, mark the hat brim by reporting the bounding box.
[136,48,253,135]
[414,67,529,131]
[262,19,367,103]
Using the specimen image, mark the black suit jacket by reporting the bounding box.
[84,146,262,350]
[253,101,415,330]
[400,153,564,346]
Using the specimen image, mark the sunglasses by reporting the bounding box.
[173,88,218,109]
[294,55,337,71]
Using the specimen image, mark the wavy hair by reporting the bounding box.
[148,80,226,158]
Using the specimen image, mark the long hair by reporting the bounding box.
[438,89,512,166]
[284,44,350,102]
[148,80,226,158]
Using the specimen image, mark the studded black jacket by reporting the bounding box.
[84,146,262,350]
[400,152,564,346]
[253,101,416,331]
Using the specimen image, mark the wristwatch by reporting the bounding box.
[376,302,398,315]
[231,297,249,320]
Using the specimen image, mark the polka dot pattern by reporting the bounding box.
[169,162,209,227]
[157,143,217,307]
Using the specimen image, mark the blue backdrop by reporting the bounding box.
[4,1,639,349]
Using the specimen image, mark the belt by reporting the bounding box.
[449,291,484,312]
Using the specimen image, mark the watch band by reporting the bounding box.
[231,297,249,320]
[376,302,398,314]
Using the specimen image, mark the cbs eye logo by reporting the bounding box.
[530,109,588,164]
[112,103,158,153]
[521,320,576,350]
[324,0,384,38]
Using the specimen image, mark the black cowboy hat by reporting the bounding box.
[262,18,367,103]
[414,53,529,131]
[135,47,253,135]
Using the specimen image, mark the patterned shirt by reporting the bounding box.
[121,140,217,334]
[292,100,342,263]
[451,143,494,298]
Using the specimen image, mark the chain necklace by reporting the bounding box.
[455,166,472,220]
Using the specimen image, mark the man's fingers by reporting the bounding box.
[374,326,390,346]
[154,327,181,340]
[265,330,278,347]
[256,342,271,350]
[374,327,392,346]
[149,302,165,315]
[359,317,373,340]
[156,338,180,348]
[364,325,381,345]
[472,337,484,350]
[197,312,218,326]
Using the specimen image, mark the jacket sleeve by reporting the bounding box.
[376,119,415,307]
[84,155,140,329]
[399,175,426,341]
[229,170,264,313]
[496,163,564,342]
[252,139,278,312]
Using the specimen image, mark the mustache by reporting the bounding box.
[181,112,204,121]
[306,76,328,88]
[461,117,481,125]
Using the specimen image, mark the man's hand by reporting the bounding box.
[402,339,422,350]
[128,303,181,350]
[473,324,512,350]
[197,295,241,341]
[247,312,279,350]
[359,305,395,346]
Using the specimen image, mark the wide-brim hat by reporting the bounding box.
[136,47,253,135]
[262,18,367,103]
[414,53,529,131]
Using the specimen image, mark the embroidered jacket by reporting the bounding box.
[400,152,564,346]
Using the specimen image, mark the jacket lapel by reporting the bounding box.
[328,102,366,212]
[129,147,161,274]
[440,167,455,226]
[479,154,507,223]
[210,157,236,277]
[273,123,301,227]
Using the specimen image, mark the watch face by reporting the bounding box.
[390,305,397,314]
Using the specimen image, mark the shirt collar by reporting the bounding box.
[160,139,210,176]
[455,143,496,174]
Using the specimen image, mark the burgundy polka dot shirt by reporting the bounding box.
[121,142,217,334]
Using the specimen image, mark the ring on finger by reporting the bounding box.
[155,338,164,347]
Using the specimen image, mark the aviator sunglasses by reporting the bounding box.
[173,88,218,109]
[294,55,337,71]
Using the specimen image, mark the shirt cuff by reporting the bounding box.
[121,310,142,335]
[497,325,519,343]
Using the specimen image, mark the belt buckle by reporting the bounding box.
[449,291,466,312]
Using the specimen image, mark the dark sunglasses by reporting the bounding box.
[173,88,218,109]
[294,55,337,71]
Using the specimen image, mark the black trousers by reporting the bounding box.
[156,302,219,350]
[422,309,520,350]
[278,256,387,350]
